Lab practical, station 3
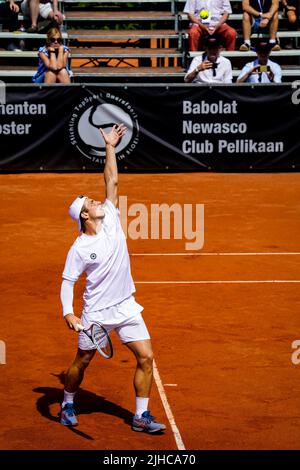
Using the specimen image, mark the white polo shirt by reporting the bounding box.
[183,0,232,27]
[185,54,233,83]
[237,59,282,83]
[62,199,135,313]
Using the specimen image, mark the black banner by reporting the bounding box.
[0,84,299,172]
[1,450,300,467]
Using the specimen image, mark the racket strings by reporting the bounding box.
[89,323,113,359]
[92,326,109,349]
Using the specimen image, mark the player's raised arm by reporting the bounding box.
[100,124,127,207]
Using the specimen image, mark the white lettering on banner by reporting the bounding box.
[0,102,46,115]
[0,80,6,105]
[182,100,238,114]
[0,122,31,135]
[0,101,47,139]
[181,99,284,156]
[218,140,284,153]
[182,140,214,154]
[183,120,247,134]
[291,80,300,105]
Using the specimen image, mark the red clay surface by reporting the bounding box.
[1,173,300,450]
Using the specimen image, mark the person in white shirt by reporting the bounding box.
[185,35,233,83]
[59,124,166,434]
[237,39,282,83]
[183,0,236,51]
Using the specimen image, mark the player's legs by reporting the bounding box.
[65,348,96,393]
[125,339,166,433]
[125,339,154,398]
[60,348,95,426]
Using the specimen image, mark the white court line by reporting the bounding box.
[153,359,185,451]
[136,280,300,284]
[131,252,300,256]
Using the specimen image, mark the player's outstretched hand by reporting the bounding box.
[65,314,83,332]
[99,123,127,148]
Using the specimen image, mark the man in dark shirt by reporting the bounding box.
[0,0,19,32]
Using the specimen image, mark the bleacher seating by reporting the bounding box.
[0,0,299,83]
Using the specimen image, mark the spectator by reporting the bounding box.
[237,39,282,82]
[20,0,64,33]
[183,0,236,51]
[282,0,299,49]
[0,0,23,51]
[184,34,233,83]
[32,27,71,83]
[240,0,281,51]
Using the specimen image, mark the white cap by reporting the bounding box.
[69,195,87,231]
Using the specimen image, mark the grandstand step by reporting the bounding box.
[0,49,298,60]
[72,66,185,78]
[0,66,36,77]
[189,50,300,58]
[0,51,38,58]
[0,32,68,40]
[64,11,176,21]
[0,65,298,80]
[253,31,300,38]
[232,68,300,77]
[71,47,181,58]
[0,47,181,59]
[68,29,179,40]
[180,13,284,20]
[62,0,174,3]
[183,31,300,39]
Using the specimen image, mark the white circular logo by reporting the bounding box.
[69,92,139,164]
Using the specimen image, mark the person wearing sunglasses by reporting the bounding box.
[32,27,71,83]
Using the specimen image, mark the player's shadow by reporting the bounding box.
[33,372,133,440]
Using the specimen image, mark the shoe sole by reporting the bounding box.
[132,426,166,433]
[61,419,78,426]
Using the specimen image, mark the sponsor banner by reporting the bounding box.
[0,84,299,171]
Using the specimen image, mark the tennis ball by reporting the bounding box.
[199,9,209,20]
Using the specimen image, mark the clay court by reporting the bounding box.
[1,172,300,450]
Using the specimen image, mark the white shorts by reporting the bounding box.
[21,1,53,20]
[78,296,151,350]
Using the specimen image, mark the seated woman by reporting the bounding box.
[32,27,71,83]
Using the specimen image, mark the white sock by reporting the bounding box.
[62,390,76,408]
[245,39,251,46]
[135,397,149,418]
[269,39,276,44]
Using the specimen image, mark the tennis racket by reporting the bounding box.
[77,322,113,359]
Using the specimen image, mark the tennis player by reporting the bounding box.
[60,123,166,433]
